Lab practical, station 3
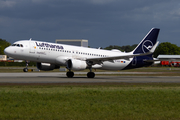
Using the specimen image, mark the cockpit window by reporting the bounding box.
[11,44,23,47]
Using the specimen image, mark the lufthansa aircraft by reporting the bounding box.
[4,28,160,78]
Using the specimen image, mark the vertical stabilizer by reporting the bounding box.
[132,28,160,54]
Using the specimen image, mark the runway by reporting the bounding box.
[0,72,180,83]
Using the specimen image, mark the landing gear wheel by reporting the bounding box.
[66,71,74,78]
[23,61,29,72]
[23,68,28,72]
[87,72,95,78]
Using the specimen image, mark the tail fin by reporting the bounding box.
[132,28,160,54]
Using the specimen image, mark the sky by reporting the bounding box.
[0,0,180,48]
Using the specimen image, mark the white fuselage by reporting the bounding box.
[5,40,132,70]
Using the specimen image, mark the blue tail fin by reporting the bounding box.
[133,28,160,54]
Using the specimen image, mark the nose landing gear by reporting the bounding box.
[23,61,29,72]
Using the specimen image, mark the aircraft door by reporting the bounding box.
[29,41,35,54]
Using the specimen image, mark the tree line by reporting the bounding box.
[1,38,180,58]
[103,44,138,52]
[153,42,180,57]
[0,38,11,55]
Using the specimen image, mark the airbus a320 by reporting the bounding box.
[4,28,160,78]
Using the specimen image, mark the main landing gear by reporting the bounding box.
[87,67,95,78]
[23,61,29,72]
[87,72,95,78]
[66,69,95,78]
[66,71,74,78]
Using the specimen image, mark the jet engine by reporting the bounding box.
[37,62,60,71]
[67,59,87,71]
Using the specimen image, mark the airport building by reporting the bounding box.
[56,39,88,47]
[0,55,7,61]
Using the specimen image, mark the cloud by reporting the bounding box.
[169,5,180,20]
[0,0,180,47]
[0,0,16,8]
[89,0,118,5]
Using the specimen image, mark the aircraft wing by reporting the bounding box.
[86,41,159,64]
[157,55,180,62]
[144,55,180,63]
[87,52,149,61]
[143,58,160,62]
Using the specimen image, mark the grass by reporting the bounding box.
[0,83,180,119]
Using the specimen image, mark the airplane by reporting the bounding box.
[4,28,160,78]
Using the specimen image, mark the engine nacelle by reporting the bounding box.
[67,59,87,71]
[37,62,60,71]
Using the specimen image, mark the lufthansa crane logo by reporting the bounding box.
[142,40,153,53]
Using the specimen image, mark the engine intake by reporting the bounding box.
[37,63,60,71]
[67,59,87,71]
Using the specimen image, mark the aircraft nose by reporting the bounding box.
[4,47,12,56]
